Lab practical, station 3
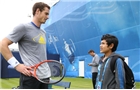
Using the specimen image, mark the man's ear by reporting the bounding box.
[35,8,40,14]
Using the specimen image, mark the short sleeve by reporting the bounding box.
[6,23,26,43]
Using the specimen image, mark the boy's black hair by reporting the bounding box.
[101,34,118,52]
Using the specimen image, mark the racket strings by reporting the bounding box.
[36,62,51,79]
[35,61,65,84]
[48,62,63,77]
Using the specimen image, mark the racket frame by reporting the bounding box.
[31,60,66,84]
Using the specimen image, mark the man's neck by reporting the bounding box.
[32,18,41,27]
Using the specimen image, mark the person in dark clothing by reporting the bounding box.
[88,50,100,89]
[95,34,125,89]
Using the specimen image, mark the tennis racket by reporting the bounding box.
[29,60,65,84]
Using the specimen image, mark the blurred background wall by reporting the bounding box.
[42,0,140,81]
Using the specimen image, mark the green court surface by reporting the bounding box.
[0,77,140,89]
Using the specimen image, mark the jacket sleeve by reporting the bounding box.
[89,54,100,66]
[115,58,125,89]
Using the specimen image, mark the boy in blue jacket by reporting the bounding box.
[96,34,125,89]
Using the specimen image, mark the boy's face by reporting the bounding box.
[100,40,113,54]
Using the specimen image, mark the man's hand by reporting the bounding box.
[15,64,32,76]
[88,63,92,66]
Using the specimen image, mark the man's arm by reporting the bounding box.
[88,55,100,66]
[1,38,14,60]
[0,37,31,76]
[115,58,125,89]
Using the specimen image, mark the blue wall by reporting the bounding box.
[41,0,140,81]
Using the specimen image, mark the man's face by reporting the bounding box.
[100,40,111,54]
[89,52,95,56]
[37,7,49,24]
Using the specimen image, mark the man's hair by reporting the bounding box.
[32,2,50,16]
[88,50,95,54]
[101,34,118,52]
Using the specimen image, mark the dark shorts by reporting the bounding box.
[19,73,48,89]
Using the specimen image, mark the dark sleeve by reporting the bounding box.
[115,58,125,89]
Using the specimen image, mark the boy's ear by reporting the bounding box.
[109,43,114,49]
